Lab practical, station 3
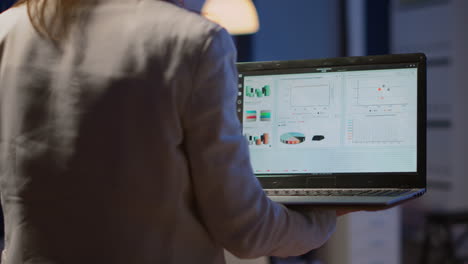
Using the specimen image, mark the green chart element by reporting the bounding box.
[246,85,271,98]
[260,110,271,121]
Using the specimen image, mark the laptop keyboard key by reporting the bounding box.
[265,189,413,197]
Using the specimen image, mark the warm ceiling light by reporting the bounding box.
[202,0,260,35]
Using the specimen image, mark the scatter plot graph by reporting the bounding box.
[357,80,408,105]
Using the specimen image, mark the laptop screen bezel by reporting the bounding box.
[236,53,426,189]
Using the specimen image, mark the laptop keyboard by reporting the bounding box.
[265,189,412,197]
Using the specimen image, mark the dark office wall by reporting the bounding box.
[1,0,16,12]
[251,0,342,61]
[365,0,390,55]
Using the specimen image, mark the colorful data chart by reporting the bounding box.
[245,85,271,98]
[280,132,306,145]
[260,110,271,121]
[246,110,257,122]
[245,133,270,145]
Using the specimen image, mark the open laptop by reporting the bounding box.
[237,53,426,205]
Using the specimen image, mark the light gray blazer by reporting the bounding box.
[0,1,336,263]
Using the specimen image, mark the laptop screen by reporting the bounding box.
[237,54,425,183]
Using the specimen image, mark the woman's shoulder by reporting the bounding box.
[0,5,27,40]
[130,1,230,57]
[142,1,224,41]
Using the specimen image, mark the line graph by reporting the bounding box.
[290,84,330,107]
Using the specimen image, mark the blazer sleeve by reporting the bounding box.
[182,27,336,259]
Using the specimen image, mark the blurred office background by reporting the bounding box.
[1,0,468,263]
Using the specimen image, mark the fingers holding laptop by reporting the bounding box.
[286,205,361,217]
[287,203,406,217]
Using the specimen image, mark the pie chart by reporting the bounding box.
[280,132,306,144]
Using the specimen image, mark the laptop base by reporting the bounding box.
[267,188,426,205]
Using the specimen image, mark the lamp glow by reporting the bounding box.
[202,0,259,35]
